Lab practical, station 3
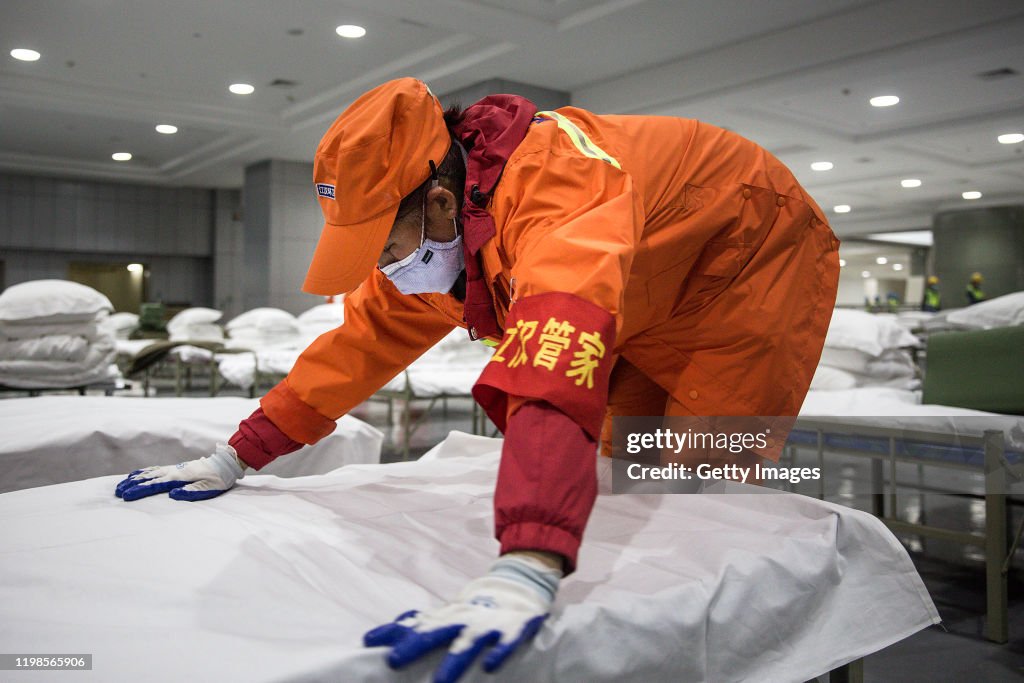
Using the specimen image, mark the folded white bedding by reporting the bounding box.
[0,317,106,340]
[0,396,384,493]
[114,338,161,357]
[0,334,90,362]
[0,432,938,682]
[0,337,116,387]
[168,323,224,343]
[216,348,302,389]
[819,347,916,377]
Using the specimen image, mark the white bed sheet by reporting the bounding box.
[114,338,160,357]
[799,387,1024,451]
[210,346,489,397]
[0,432,938,682]
[0,396,383,493]
[379,364,486,397]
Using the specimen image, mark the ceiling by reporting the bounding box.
[1,0,1022,241]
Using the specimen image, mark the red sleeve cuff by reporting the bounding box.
[499,522,583,574]
[228,407,303,471]
[260,379,337,444]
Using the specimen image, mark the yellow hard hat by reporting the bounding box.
[927,275,939,285]
[971,272,983,283]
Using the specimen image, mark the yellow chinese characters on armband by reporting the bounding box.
[473,292,615,441]
[490,318,606,390]
[565,331,605,389]
[533,318,576,371]
[491,319,537,367]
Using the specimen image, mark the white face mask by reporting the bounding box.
[380,182,464,295]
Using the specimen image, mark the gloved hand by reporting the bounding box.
[114,443,245,502]
[364,552,561,683]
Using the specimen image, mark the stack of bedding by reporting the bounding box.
[810,308,921,391]
[380,327,493,396]
[99,311,139,340]
[297,301,345,342]
[945,291,1024,330]
[0,280,119,389]
[225,307,302,350]
[166,307,224,343]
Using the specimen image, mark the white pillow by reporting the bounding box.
[809,365,858,391]
[0,280,113,323]
[167,307,222,333]
[226,308,298,333]
[945,291,1024,330]
[824,308,920,357]
[297,303,345,326]
[169,323,225,343]
[103,312,139,330]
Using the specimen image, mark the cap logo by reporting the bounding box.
[315,183,336,199]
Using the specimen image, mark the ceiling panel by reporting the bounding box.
[0,103,222,167]
[0,0,1020,243]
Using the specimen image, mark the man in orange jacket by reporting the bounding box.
[115,77,839,680]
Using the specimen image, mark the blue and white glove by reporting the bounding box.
[114,443,245,502]
[364,552,561,683]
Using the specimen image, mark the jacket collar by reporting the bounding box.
[451,94,537,338]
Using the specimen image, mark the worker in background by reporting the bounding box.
[886,291,901,313]
[113,78,840,682]
[922,276,941,312]
[966,272,985,305]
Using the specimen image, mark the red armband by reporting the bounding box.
[473,292,615,442]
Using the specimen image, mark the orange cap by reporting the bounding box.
[303,78,451,295]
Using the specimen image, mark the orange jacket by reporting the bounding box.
[266,108,835,431]
[250,104,839,569]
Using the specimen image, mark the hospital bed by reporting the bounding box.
[374,361,491,458]
[789,387,1024,643]
[0,395,383,494]
[0,432,937,682]
[211,329,494,455]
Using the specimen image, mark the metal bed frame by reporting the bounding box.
[373,370,493,459]
[786,416,1023,644]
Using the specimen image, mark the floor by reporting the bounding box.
[50,375,1024,682]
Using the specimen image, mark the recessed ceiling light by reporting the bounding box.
[839,259,847,267]
[876,256,888,265]
[962,190,982,200]
[11,48,41,62]
[900,178,922,188]
[870,95,899,107]
[127,263,144,273]
[229,83,255,95]
[833,204,851,214]
[155,124,178,135]
[111,152,132,161]
[336,24,366,39]
[861,271,871,279]
[811,161,834,171]
[997,132,1023,144]
[892,263,903,271]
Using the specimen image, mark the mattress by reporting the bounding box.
[0,432,939,682]
[0,395,383,493]
[799,387,1024,452]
